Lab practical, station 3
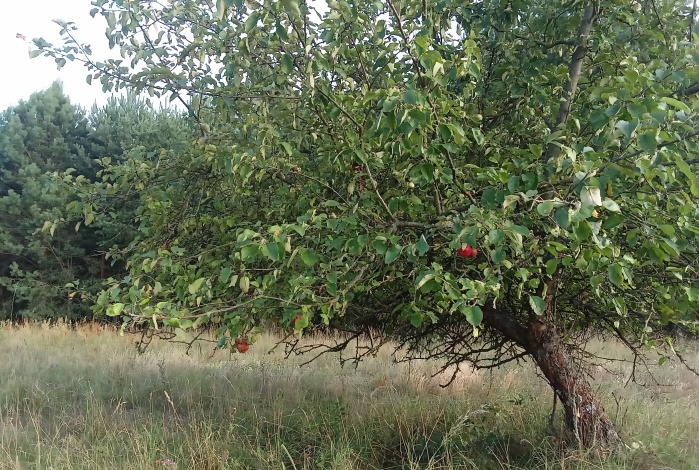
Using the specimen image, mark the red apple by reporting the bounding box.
[235,338,249,353]
[457,245,474,258]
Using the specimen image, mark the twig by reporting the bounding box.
[386,0,425,86]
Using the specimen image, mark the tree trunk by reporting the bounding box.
[482,305,622,449]
[527,318,621,448]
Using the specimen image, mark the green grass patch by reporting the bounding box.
[0,322,696,469]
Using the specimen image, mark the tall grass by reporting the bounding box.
[0,321,696,469]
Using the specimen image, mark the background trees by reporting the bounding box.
[0,84,189,320]
[33,0,699,447]
[0,83,98,319]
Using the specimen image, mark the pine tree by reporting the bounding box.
[0,83,98,319]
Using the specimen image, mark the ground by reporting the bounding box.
[0,322,696,469]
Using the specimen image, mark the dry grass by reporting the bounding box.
[0,321,696,469]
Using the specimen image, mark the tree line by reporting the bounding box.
[0,82,192,320]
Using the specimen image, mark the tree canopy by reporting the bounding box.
[34,0,699,447]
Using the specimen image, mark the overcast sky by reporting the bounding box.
[0,0,118,111]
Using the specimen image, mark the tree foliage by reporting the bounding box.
[0,85,190,320]
[34,0,699,446]
[0,83,99,319]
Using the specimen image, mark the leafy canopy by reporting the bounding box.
[35,0,699,358]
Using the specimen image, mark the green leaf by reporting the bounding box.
[408,311,423,327]
[188,277,206,295]
[107,12,116,29]
[264,242,281,261]
[244,12,258,32]
[240,244,258,261]
[215,0,226,20]
[608,263,623,286]
[616,120,638,139]
[280,54,293,74]
[571,204,594,222]
[373,239,387,254]
[602,213,624,230]
[529,295,546,316]
[471,128,485,146]
[437,124,452,140]
[602,198,620,212]
[545,258,558,275]
[672,154,699,196]
[300,248,319,266]
[385,245,403,264]
[459,305,483,327]
[402,89,418,105]
[382,96,398,112]
[219,266,233,284]
[279,141,293,156]
[280,0,302,17]
[637,131,657,153]
[660,96,691,114]
[491,246,506,264]
[416,235,430,256]
[509,224,530,237]
[443,281,461,300]
[573,220,592,241]
[590,275,604,289]
[107,303,125,317]
[537,201,555,216]
[416,272,436,290]
[659,224,675,237]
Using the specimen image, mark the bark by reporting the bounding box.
[544,5,597,162]
[527,318,621,448]
[482,305,622,449]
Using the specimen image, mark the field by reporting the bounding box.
[0,322,697,470]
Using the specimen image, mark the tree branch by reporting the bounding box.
[691,0,698,43]
[544,4,598,161]
[481,304,529,350]
[612,129,699,163]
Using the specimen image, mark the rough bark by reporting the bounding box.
[527,318,621,448]
[482,305,622,449]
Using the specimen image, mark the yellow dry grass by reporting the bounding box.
[0,321,696,469]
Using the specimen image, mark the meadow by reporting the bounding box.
[0,322,696,470]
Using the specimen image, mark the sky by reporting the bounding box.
[0,0,119,111]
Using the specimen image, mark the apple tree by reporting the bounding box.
[34,0,699,447]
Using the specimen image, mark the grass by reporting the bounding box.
[0,322,697,469]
